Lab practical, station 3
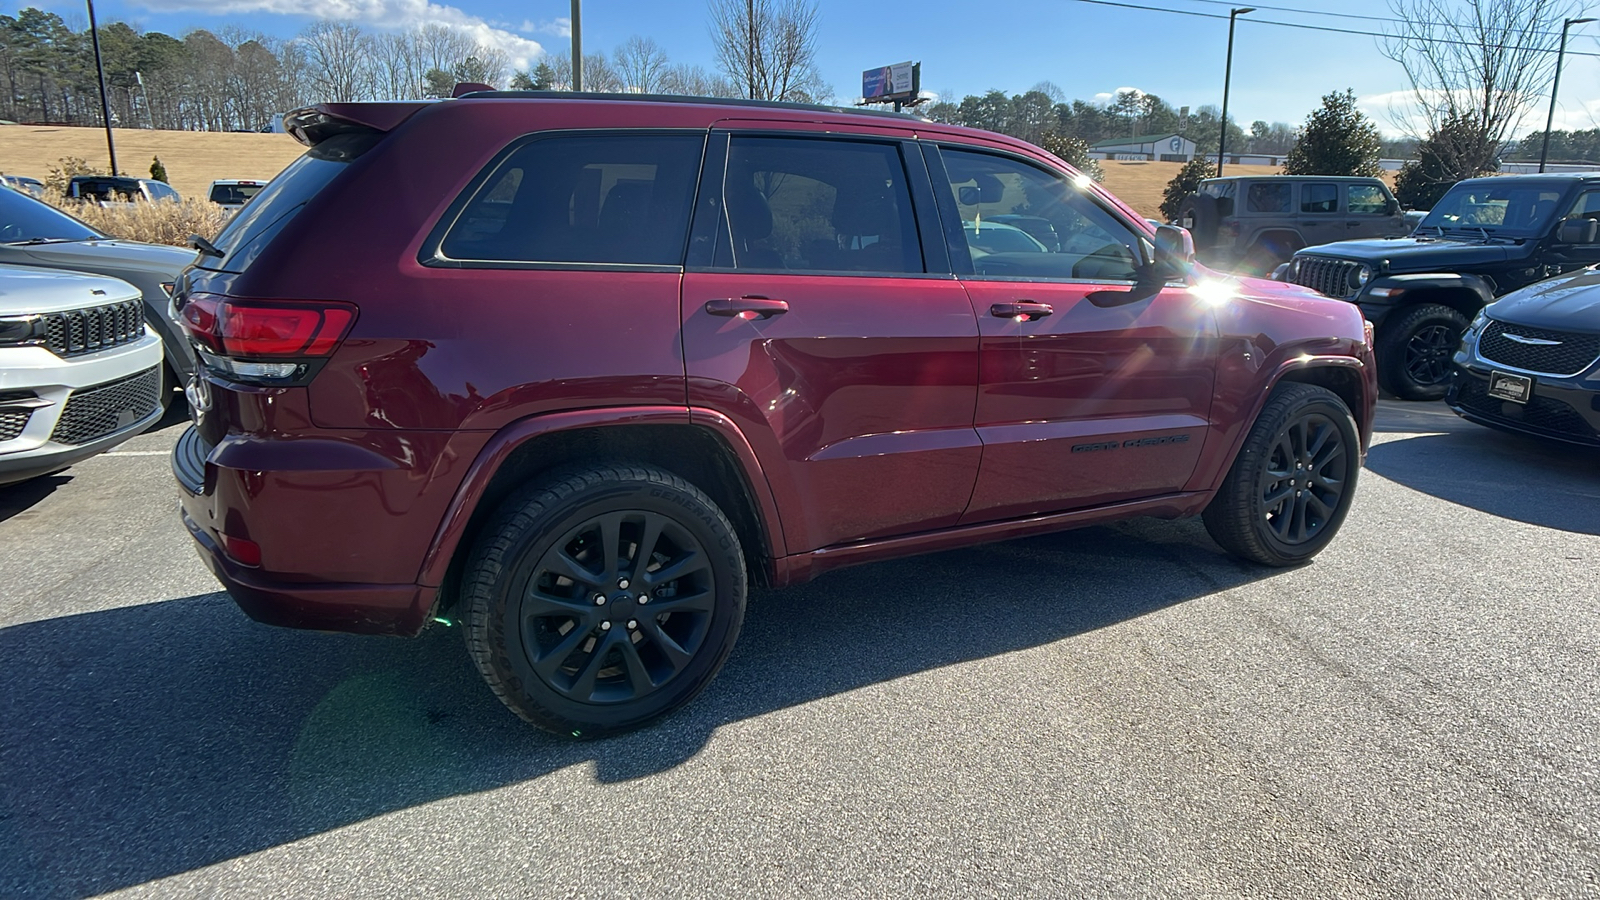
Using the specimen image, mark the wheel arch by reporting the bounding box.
[1272,359,1372,440]
[421,410,784,617]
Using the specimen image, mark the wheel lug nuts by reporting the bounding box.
[600,621,612,631]
[627,619,638,630]
[617,578,629,590]
[638,595,649,604]
[593,594,606,605]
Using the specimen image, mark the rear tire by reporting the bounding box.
[1375,303,1469,401]
[1202,382,1361,567]
[461,463,746,738]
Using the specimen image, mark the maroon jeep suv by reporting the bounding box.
[172,92,1376,737]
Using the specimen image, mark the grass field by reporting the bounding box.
[0,124,1290,219]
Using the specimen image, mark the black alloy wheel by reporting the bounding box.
[462,464,746,737]
[1376,303,1470,401]
[1255,411,1349,549]
[521,510,715,705]
[1203,382,1361,566]
[1403,323,1457,389]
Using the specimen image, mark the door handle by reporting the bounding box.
[704,296,789,319]
[990,301,1053,321]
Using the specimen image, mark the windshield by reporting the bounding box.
[1418,183,1567,236]
[210,183,264,205]
[0,187,100,243]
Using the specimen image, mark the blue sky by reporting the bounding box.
[21,0,1600,138]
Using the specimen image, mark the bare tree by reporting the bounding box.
[614,36,669,93]
[454,48,509,88]
[1381,0,1585,170]
[707,0,828,102]
[299,21,373,103]
[660,62,741,98]
[372,31,425,100]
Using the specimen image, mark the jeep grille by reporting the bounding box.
[43,300,145,358]
[1287,256,1360,300]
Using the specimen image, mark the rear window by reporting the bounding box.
[1247,182,1292,214]
[210,183,264,205]
[436,133,705,267]
[200,132,380,272]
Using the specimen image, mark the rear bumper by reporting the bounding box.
[172,425,439,636]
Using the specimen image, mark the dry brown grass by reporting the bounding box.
[0,124,303,202]
[1096,160,1285,219]
[48,194,233,246]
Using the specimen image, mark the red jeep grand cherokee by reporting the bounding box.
[172,92,1375,736]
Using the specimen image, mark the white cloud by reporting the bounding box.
[520,17,571,39]
[1355,88,1599,139]
[133,0,547,69]
[1092,86,1148,105]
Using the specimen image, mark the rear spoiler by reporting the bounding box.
[282,102,433,148]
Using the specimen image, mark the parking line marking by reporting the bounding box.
[100,451,170,457]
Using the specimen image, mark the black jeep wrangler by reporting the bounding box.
[1277,174,1600,399]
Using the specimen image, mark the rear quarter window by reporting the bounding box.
[433,132,706,267]
[200,131,381,273]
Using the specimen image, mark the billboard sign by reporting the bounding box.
[862,61,917,102]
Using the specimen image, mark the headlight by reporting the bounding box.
[1349,265,1372,290]
[1290,258,1302,277]
[160,281,175,298]
[1465,309,1488,340]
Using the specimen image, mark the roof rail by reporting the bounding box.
[453,89,925,122]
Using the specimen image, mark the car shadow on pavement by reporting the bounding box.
[0,517,1279,899]
[0,474,71,524]
[1365,426,1600,535]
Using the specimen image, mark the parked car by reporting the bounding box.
[207,179,267,211]
[0,186,197,407]
[1,175,45,199]
[171,92,1376,737]
[1178,175,1409,275]
[963,219,1050,255]
[0,264,163,486]
[986,214,1061,251]
[1277,173,1600,400]
[68,176,181,205]
[1447,267,1600,446]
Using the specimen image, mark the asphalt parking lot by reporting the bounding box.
[2,400,1597,898]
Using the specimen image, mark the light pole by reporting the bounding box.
[1217,6,1253,177]
[570,0,582,91]
[86,0,117,175]
[1540,16,1594,173]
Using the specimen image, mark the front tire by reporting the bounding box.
[462,464,747,737]
[1202,382,1361,566]
[1375,303,1469,401]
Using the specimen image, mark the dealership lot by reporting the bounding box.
[1,401,1596,898]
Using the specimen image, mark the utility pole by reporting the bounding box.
[1217,7,1253,177]
[1540,16,1594,172]
[570,0,582,91]
[86,0,118,175]
[747,0,757,99]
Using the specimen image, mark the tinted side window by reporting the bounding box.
[1247,182,1291,214]
[937,146,1142,282]
[1565,191,1600,220]
[714,137,921,274]
[1348,185,1388,215]
[442,133,705,266]
[1301,183,1338,214]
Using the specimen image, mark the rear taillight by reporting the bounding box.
[180,294,357,384]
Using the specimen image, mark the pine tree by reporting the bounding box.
[149,156,168,183]
[1160,157,1217,221]
[1284,89,1382,177]
[532,62,557,91]
[1036,133,1104,183]
[1394,113,1500,209]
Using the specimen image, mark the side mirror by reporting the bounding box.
[1385,198,1400,216]
[1153,223,1195,274]
[1558,216,1599,244]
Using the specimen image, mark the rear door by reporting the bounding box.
[680,130,981,553]
[1298,181,1341,246]
[926,143,1218,523]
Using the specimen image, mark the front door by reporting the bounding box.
[681,133,981,553]
[925,144,1218,524]
[1346,183,1407,239]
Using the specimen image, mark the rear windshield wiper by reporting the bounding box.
[189,233,225,260]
